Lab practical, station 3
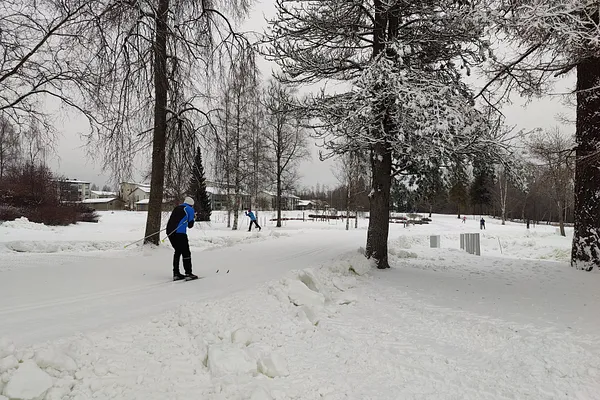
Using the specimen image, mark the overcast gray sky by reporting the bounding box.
[47,0,576,189]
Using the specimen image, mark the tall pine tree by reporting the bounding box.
[189,147,211,221]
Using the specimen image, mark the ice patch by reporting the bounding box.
[257,353,289,378]
[207,344,256,377]
[2,360,52,400]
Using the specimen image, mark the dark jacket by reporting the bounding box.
[167,204,195,234]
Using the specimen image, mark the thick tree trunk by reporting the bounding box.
[144,0,169,245]
[366,142,392,269]
[571,57,600,271]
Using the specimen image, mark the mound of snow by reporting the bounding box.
[0,339,15,359]
[34,347,77,372]
[0,217,52,231]
[257,353,289,378]
[231,329,253,346]
[284,279,325,307]
[298,305,321,326]
[347,253,374,275]
[207,344,256,377]
[296,269,325,294]
[0,356,18,374]
[389,248,418,259]
[2,360,52,400]
[249,387,273,400]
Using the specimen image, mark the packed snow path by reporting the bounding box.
[0,231,364,346]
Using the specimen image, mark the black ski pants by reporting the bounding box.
[168,233,192,275]
[248,220,261,231]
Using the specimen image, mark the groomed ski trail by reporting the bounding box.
[0,231,364,346]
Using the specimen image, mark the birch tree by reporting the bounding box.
[0,117,20,179]
[266,0,514,268]
[262,80,309,227]
[69,0,252,244]
[527,129,575,237]
[214,46,259,230]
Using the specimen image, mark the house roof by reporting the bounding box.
[58,179,90,184]
[298,200,312,206]
[260,190,300,199]
[81,197,117,204]
[121,182,150,187]
[91,190,117,196]
[206,187,250,196]
[135,199,170,204]
[137,186,151,193]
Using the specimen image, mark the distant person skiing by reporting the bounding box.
[462,216,466,223]
[166,197,198,281]
[245,208,261,232]
[480,217,486,230]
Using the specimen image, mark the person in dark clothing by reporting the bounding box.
[167,197,198,281]
[480,217,486,230]
[245,208,261,232]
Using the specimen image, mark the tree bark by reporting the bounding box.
[144,0,169,245]
[571,56,600,271]
[366,142,392,269]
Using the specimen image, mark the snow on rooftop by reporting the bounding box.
[91,191,117,196]
[81,197,117,204]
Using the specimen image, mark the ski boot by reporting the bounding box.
[184,273,199,281]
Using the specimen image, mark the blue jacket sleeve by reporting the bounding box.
[186,205,195,228]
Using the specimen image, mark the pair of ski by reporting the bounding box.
[171,269,228,283]
[173,275,201,282]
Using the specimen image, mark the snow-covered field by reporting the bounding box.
[0,211,599,400]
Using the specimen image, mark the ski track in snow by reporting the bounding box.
[0,212,599,399]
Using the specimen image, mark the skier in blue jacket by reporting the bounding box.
[166,197,198,281]
[245,208,261,232]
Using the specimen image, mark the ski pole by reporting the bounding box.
[124,227,167,248]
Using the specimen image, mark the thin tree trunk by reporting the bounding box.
[276,133,282,227]
[232,88,242,231]
[558,199,566,237]
[144,0,169,245]
[346,184,350,231]
[572,56,600,271]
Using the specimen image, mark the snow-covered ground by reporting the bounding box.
[0,211,598,399]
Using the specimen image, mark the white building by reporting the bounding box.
[57,179,91,202]
[119,182,151,210]
[258,190,300,211]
